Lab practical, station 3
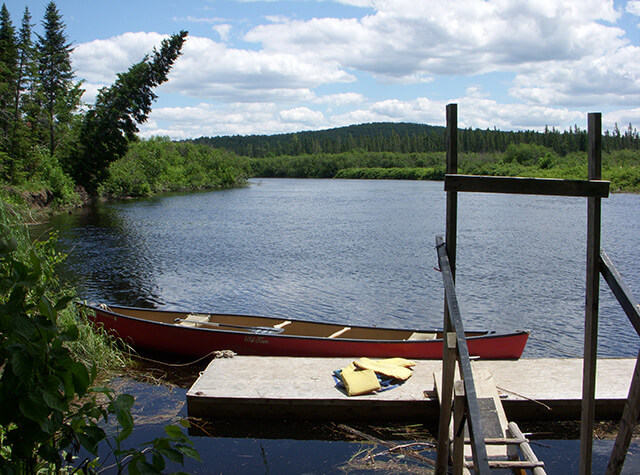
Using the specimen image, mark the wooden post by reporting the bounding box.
[453,380,466,475]
[436,332,458,473]
[436,103,459,474]
[580,112,602,475]
[445,103,458,277]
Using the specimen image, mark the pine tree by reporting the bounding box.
[10,7,35,159]
[73,31,188,192]
[0,3,18,151]
[35,1,82,156]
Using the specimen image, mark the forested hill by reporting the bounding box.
[190,121,640,158]
[191,122,444,157]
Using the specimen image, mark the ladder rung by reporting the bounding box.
[463,437,528,445]
[465,460,545,469]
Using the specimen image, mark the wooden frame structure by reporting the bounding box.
[434,104,640,473]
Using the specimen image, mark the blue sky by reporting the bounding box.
[5,0,640,138]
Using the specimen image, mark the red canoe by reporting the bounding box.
[81,303,529,359]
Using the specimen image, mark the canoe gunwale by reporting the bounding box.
[80,302,529,345]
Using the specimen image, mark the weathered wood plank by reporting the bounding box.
[437,102,460,474]
[436,236,491,474]
[444,174,610,198]
[580,112,603,475]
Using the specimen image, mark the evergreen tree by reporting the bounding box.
[0,3,17,151]
[73,31,188,192]
[35,1,82,156]
[10,7,35,159]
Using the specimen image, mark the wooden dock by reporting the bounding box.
[186,356,635,422]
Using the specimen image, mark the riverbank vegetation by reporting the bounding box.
[225,145,639,192]
[0,2,245,215]
[0,201,200,473]
[100,138,247,198]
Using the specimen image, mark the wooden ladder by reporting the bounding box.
[437,369,546,474]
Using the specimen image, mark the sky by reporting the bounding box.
[4,0,640,139]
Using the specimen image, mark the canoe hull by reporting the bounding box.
[84,304,529,360]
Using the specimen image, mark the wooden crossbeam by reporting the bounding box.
[444,174,610,198]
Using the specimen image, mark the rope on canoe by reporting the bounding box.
[130,349,236,367]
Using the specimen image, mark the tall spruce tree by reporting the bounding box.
[73,30,188,192]
[35,1,81,157]
[9,7,35,160]
[15,7,34,122]
[0,3,17,153]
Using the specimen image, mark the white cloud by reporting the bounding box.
[627,1,640,16]
[73,32,167,86]
[315,92,365,106]
[212,24,232,42]
[510,45,640,107]
[279,107,325,126]
[245,0,624,82]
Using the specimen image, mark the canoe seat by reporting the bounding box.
[178,314,210,327]
[273,320,292,329]
[408,332,437,341]
[328,327,351,339]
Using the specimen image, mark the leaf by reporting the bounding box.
[42,376,68,413]
[112,394,135,441]
[177,444,201,462]
[164,424,183,439]
[39,295,56,322]
[10,348,35,382]
[151,451,166,471]
[19,395,50,426]
[156,447,184,464]
[54,295,74,311]
[78,426,106,455]
[71,361,90,396]
[59,323,79,342]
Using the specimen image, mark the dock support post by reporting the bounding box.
[436,103,459,474]
[453,380,466,474]
[580,112,602,475]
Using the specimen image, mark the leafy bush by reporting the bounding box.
[0,203,199,473]
[503,143,556,166]
[101,138,247,198]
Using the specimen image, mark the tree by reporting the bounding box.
[0,3,18,151]
[73,30,188,192]
[35,1,82,157]
[9,7,35,161]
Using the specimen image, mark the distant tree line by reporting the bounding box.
[191,121,640,158]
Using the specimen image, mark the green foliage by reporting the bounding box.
[100,137,246,198]
[35,1,82,157]
[335,166,444,180]
[0,203,200,473]
[74,31,188,193]
[0,3,18,148]
[503,143,555,166]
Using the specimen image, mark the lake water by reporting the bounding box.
[37,178,640,472]
[44,178,640,358]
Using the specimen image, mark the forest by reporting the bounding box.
[191,120,640,158]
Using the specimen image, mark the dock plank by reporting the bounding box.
[187,357,636,422]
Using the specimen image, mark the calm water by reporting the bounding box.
[42,178,640,358]
[36,178,640,473]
